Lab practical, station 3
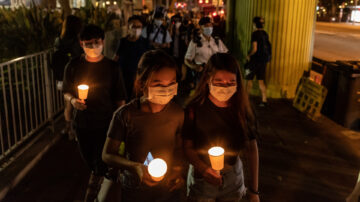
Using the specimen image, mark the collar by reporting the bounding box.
[201,34,214,43]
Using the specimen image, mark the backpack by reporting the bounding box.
[259,32,272,63]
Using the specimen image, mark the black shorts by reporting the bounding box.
[245,61,267,81]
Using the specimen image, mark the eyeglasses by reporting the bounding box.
[82,39,102,48]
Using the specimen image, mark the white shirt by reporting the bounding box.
[185,34,228,64]
[141,25,172,44]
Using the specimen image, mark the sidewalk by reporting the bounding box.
[2,99,360,202]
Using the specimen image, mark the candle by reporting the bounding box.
[77,84,89,101]
[208,146,225,173]
[147,158,167,181]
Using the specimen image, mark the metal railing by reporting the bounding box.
[0,50,64,161]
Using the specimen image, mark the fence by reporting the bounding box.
[0,50,64,162]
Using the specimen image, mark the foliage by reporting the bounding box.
[0,4,117,63]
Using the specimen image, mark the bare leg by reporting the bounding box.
[246,80,253,94]
[63,99,75,140]
[84,173,104,202]
[258,80,267,103]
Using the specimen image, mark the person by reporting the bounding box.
[114,15,150,101]
[245,16,272,107]
[62,24,127,202]
[141,11,172,51]
[102,50,186,202]
[212,15,225,41]
[52,15,83,140]
[103,14,123,59]
[183,53,260,202]
[184,17,228,87]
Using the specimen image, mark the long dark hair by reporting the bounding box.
[60,15,82,40]
[134,50,179,98]
[188,53,255,138]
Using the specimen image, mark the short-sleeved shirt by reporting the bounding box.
[107,99,184,169]
[62,56,127,129]
[182,98,256,165]
[141,25,172,45]
[251,30,269,62]
[116,37,149,99]
[185,34,228,65]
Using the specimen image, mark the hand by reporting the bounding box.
[132,163,159,187]
[202,167,222,186]
[166,173,185,192]
[70,98,87,111]
[248,193,260,202]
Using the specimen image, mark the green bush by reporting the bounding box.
[0,4,116,63]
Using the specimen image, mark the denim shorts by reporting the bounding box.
[187,157,246,202]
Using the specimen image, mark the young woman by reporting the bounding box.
[183,53,260,202]
[102,50,186,202]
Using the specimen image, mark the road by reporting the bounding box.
[314,22,360,61]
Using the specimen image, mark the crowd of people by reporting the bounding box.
[52,7,273,202]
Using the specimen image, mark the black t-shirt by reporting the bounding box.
[63,56,127,129]
[182,98,256,165]
[107,99,184,168]
[116,37,149,99]
[251,30,269,62]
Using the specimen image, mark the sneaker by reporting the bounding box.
[259,102,268,107]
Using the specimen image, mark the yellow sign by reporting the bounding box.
[293,77,328,120]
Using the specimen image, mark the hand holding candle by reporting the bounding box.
[208,146,225,174]
[147,158,167,181]
[77,84,89,103]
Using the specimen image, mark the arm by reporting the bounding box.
[248,41,258,58]
[244,139,260,201]
[183,140,222,185]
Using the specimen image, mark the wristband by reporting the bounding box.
[248,187,260,195]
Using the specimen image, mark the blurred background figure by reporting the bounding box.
[104,14,123,60]
[114,15,149,101]
[52,14,83,141]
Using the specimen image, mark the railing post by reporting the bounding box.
[43,51,55,133]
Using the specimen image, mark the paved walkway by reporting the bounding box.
[2,99,360,202]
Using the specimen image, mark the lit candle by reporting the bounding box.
[77,84,89,101]
[147,158,167,181]
[208,146,225,174]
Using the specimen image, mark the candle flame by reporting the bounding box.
[78,84,89,90]
[208,147,224,156]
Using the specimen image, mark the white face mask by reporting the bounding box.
[209,83,237,102]
[175,22,181,29]
[83,44,103,58]
[203,27,213,37]
[147,83,178,105]
[154,19,163,27]
[130,28,142,38]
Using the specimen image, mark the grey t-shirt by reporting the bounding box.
[107,99,184,170]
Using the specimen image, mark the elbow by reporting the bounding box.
[102,150,111,165]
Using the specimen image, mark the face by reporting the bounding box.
[129,19,143,30]
[201,22,213,31]
[210,70,237,87]
[147,67,177,89]
[80,38,103,49]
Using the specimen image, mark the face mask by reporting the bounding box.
[209,83,237,102]
[147,83,178,105]
[175,22,181,29]
[130,28,142,37]
[154,19,163,27]
[203,27,213,37]
[83,44,103,58]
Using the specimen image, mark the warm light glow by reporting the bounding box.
[208,146,225,171]
[205,0,209,3]
[95,2,99,7]
[78,84,89,100]
[209,147,224,156]
[106,1,110,5]
[148,158,167,181]
[220,10,224,14]
[199,0,203,4]
[113,1,117,5]
[351,0,354,3]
